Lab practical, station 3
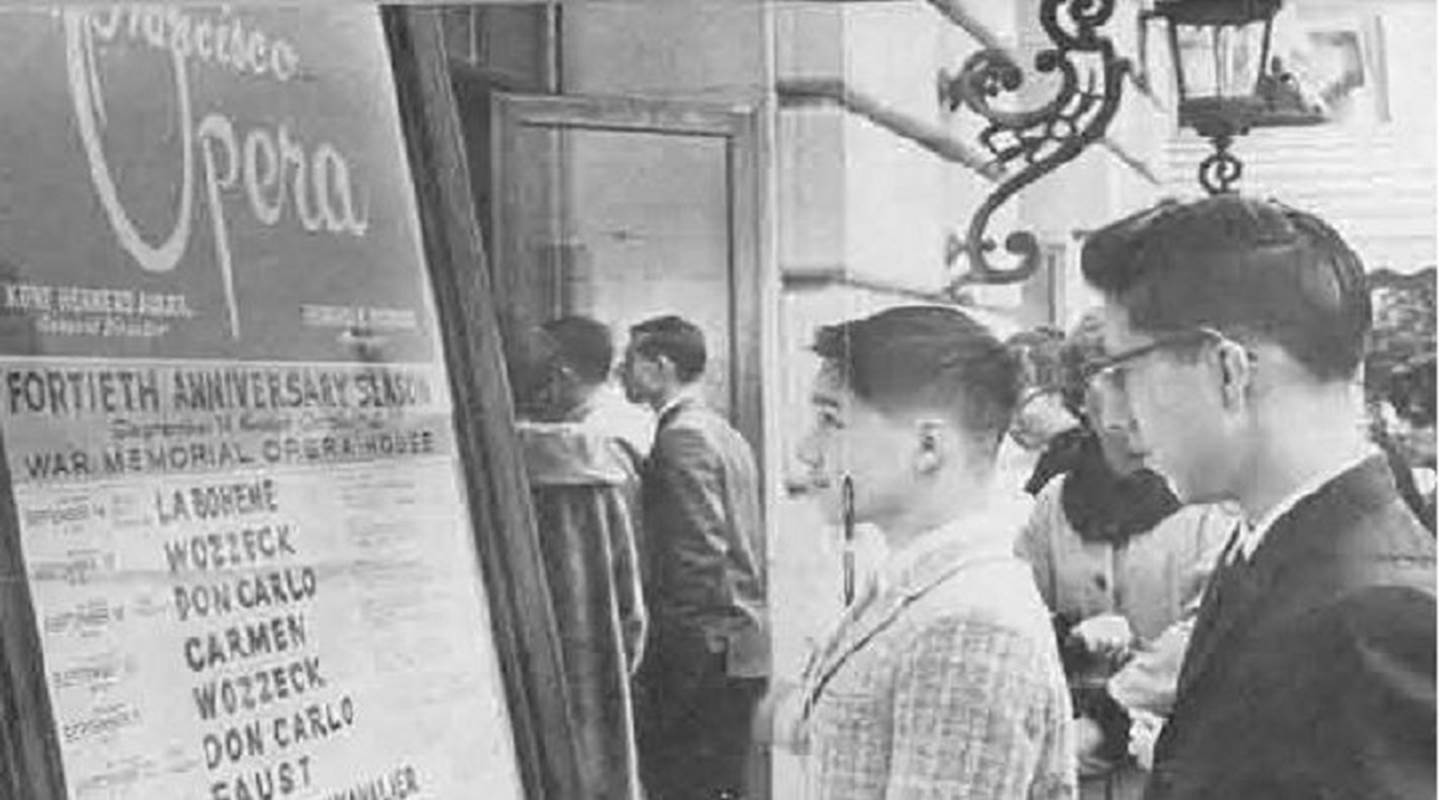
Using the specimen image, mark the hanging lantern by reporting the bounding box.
[1152,0,1325,193]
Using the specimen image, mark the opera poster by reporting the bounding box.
[0,7,523,799]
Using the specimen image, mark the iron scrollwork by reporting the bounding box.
[939,0,1129,291]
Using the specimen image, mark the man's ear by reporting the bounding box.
[1215,340,1254,410]
[912,418,947,475]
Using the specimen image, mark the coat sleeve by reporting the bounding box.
[884,617,1076,800]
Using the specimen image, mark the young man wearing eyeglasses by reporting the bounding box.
[1080,195,1435,800]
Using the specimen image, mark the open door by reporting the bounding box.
[490,93,765,451]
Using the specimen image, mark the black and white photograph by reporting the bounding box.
[0,1,1433,798]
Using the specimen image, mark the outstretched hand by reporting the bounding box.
[1071,613,1134,665]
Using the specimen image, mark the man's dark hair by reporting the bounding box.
[1081,194,1371,381]
[812,305,1021,452]
[504,326,562,417]
[543,315,614,384]
[1058,312,1107,420]
[629,315,707,383]
[1388,358,1437,430]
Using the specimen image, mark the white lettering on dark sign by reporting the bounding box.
[63,6,370,339]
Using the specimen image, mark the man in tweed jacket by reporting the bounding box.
[788,306,1076,799]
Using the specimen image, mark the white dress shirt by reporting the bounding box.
[654,385,702,425]
[1235,448,1378,562]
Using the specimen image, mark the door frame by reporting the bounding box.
[490,92,766,454]
[387,15,580,799]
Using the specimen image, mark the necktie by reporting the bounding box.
[1212,524,1258,607]
[1221,521,1251,567]
[1178,523,1255,692]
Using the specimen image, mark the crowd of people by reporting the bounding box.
[504,194,1436,799]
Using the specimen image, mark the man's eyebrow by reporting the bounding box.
[810,394,841,410]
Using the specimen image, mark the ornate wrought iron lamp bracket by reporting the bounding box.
[939,0,1129,293]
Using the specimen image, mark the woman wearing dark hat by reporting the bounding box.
[1015,311,1238,800]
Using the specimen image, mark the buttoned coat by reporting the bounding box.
[642,396,768,677]
[800,527,1077,799]
[1146,457,1437,800]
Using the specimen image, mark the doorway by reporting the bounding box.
[489,92,765,449]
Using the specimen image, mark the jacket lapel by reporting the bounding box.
[1176,546,1269,696]
[801,534,1011,717]
[1176,456,1394,696]
[655,395,698,432]
[1174,526,1239,692]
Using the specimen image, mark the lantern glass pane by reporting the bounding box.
[1176,24,1217,97]
[1176,20,1267,99]
[1218,21,1266,97]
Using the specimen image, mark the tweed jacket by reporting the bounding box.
[799,515,1077,800]
[1146,456,1436,800]
[642,395,768,677]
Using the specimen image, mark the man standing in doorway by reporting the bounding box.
[786,305,1075,799]
[622,314,768,800]
[1080,195,1436,799]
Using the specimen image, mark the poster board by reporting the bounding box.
[0,7,526,799]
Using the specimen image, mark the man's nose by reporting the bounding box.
[1109,408,1146,454]
[1093,384,1131,432]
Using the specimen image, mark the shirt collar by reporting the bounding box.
[874,498,1019,596]
[1238,447,1379,560]
[655,386,700,423]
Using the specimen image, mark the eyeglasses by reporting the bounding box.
[1015,386,1063,413]
[1081,326,1232,398]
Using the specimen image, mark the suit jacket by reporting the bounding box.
[642,395,768,678]
[1147,456,1437,800]
[800,522,1076,800]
